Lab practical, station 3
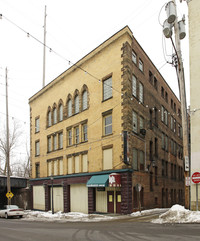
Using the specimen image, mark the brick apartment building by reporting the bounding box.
[29,26,184,214]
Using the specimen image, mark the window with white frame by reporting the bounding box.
[132,110,138,133]
[35,117,40,133]
[132,75,137,97]
[139,82,144,103]
[35,141,40,156]
[47,136,51,152]
[103,114,112,135]
[75,126,79,144]
[139,116,144,130]
[103,77,112,100]
[75,95,79,114]
[59,104,63,121]
[82,124,88,142]
[139,59,143,72]
[67,129,72,146]
[132,50,137,64]
[82,90,87,110]
[53,108,57,124]
[58,132,63,149]
[68,99,72,117]
[53,135,57,151]
[48,111,51,127]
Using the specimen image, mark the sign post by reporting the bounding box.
[191,172,200,211]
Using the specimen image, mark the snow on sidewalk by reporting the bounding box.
[152,204,200,224]
[22,205,200,223]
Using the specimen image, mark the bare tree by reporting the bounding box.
[0,120,25,176]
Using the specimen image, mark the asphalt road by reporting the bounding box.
[0,217,200,241]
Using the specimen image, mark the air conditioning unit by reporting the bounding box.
[140,129,146,136]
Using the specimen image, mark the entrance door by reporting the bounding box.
[116,191,121,214]
[107,191,114,213]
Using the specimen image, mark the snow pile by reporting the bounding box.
[23,210,115,222]
[130,208,168,217]
[152,204,200,224]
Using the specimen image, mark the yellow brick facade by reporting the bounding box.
[29,27,133,179]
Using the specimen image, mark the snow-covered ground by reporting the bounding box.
[152,204,200,224]
[22,205,200,223]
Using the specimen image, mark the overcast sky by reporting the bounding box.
[0,0,189,161]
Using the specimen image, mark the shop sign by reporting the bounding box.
[109,173,121,187]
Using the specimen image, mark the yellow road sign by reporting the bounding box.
[6,191,14,200]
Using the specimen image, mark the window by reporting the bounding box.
[53,135,57,151]
[149,71,153,83]
[165,92,168,103]
[75,156,80,173]
[48,111,51,127]
[103,77,112,100]
[68,99,72,117]
[75,127,79,144]
[82,154,88,172]
[47,161,52,176]
[132,110,137,133]
[165,135,168,151]
[67,129,72,146]
[155,166,158,185]
[104,114,112,136]
[166,161,168,177]
[139,116,144,130]
[74,95,79,114]
[149,141,153,161]
[103,148,113,170]
[58,132,63,149]
[132,50,137,64]
[164,109,168,125]
[53,108,57,124]
[82,90,87,110]
[161,106,164,122]
[35,141,40,156]
[35,117,40,133]
[161,87,164,98]
[139,82,143,103]
[162,160,165,176]
[139,59,143,72]
[133,148,138,170]
[139,150,144,171]
[162,133,165,149]
[59,104,63,121]
[47,136,51,152]
[132,75,137,97]
[35,163,40,178]
[155,137,158,157]
[174,103,176,113]
[82,124,88,142]
[54,160,58,175]
[150,172,153,191]
[154,77,157,90]
[171,99,174,109]
[154,108,158,126]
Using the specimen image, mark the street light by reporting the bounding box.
[50,176,54,214]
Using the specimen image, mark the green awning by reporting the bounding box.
[87,174,109,187]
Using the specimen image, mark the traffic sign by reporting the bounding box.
[192,172,200,184]
[6,191,14,200]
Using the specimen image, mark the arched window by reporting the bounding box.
[82,90,87,110]
[68,99,72,117]
[53,108,57,124]
[59,104,63,121]
[48,111,51,127]
[74,95,79,114]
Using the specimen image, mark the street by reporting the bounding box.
[0,217,200,241]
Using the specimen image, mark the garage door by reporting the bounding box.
[70,184,88,213]
[33,186,45,210]
[50,187,64,212]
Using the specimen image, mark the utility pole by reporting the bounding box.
[172,0,190,209]
[5,67,11,205]
[43,5,47,88]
